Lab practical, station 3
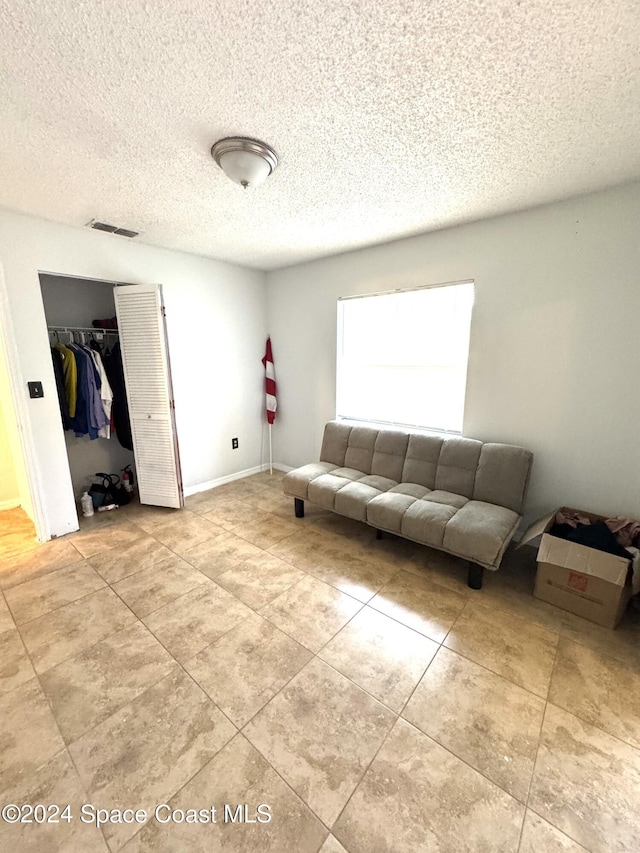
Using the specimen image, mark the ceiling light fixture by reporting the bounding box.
[211,137,278,189]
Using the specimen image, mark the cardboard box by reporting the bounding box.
[519,507,633,629]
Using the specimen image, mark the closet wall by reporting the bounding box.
[40,274,134,499]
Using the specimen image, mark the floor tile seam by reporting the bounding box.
[328,709,407,835]
[35,618,178,737]
[121,573,212,621]
[230,646,317,730]
[120,728,333,851]
[301,565,380,607]
[476,591,567,639]
[523,805,590,852]
[523,700,640,852]
[71,531,150,562]
[432,642,555,704]
[8,612,107,834]
[465,596,563,644]
[238,727,337,834]
[518,647,557,846]
[441,626,557,700]
[0,555,88,593]
[60,657,190,757]
[542,699,640,755]
[213,568,312,614]
[94,549,183,586]
[556,628,640,674]
[7,577,110,629]
[260,571,367,615]
[144,604,256,676]
[310,655,403,719]
[256,596,366,656]
[16,592,140,679]
[231,523,302,551]
[73,668,240,853]
[397,710,533,808]
[364,596,461,644]
[394,641,442,720]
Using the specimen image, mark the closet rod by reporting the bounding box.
[48,325,119,334]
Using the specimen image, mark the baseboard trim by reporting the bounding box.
[0,498,21,511]
[183,462,290,497]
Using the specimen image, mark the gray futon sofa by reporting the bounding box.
[282,420,533,589]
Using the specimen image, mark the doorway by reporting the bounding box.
[38,272,184,525]
[0,264,44,552]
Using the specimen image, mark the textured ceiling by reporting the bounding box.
[0,1,639,270]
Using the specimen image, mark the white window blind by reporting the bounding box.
[336,281,474,433]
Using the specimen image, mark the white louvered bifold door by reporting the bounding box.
[113,284,184,508]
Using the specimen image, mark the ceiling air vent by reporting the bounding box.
[86,219,139,238]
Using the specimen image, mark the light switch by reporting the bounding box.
[28,381,44,399]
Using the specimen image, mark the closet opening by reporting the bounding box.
[39,272,184,530]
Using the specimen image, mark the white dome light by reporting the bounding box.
[211,137,278,189]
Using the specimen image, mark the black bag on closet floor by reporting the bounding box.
[89,473,131,508]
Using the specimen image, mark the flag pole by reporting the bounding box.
[268,423,273,476]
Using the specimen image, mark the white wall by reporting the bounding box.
[0,208,267,538]
[267,181,640,525]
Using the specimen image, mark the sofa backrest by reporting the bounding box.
[320,420,532,514]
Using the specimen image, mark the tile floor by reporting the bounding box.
[1,472,640,851]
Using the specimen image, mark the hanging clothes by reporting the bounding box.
[51,348,70,429]
[53,342,77,417]
[103,341,133,451]
[89,348,113,439]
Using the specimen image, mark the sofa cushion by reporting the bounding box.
[331,467,366,482]
[473,443,533,514]
[282,462,338,500]
[401,434,443,488]
[367,492,418,533]
[434,437,482,498]
[401,499,458,547]
[388,483,432,499]
[320,420,352,466]
[371,429,409,481]
[344,426,378,474]
[335,479,396,522]
[443,500,520,567]
[422,490,468,509]
[308,474,356,509]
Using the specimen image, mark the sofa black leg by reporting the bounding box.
[294,498,305,519]
[376,529,383,540]
[468,563,484,590]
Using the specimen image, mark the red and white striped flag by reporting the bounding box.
[262,337,277,424]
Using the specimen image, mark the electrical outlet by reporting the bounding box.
[232,437,239,449]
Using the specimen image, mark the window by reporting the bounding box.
[336,281,474,433]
